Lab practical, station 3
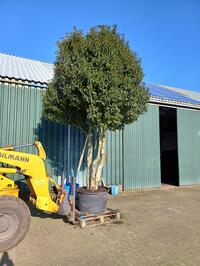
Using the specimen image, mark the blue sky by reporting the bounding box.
[0,0,200,91]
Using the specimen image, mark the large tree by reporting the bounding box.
[43,25,149,190]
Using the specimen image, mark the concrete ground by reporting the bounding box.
[1,186,200,266]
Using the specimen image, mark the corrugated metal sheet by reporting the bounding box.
[123,104,161,190]
[0,81,85,185]
[4,80,200,190]
[38,120,87,186]
[0,53,53,84]
[177,108,200,185]
[103,130,123,186]
[0,81,122,187]
[0,82,42,147]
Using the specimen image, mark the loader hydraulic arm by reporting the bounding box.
[0,141,65,213]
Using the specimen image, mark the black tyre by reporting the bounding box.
[0,196,30,252]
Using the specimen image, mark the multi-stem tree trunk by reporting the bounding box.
[90,128,106,190]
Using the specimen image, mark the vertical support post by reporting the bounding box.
[71,176,76,224]
[61,173,64,190]
[67,125,71,183]
[122,128,125,191]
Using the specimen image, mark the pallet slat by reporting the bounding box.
[75,209,120,228]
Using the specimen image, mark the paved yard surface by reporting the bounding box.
[1,186,200,266]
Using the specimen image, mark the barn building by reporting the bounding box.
[0,52,200,190]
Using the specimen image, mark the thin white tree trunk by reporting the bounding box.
[77,135,88,172]
[91,130,102,182]
[95,129,106,185]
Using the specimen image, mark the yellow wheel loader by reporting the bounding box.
[0,141,74,252]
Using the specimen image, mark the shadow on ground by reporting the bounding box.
[27,202,61,220]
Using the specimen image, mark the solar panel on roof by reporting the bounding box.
[146,84,200,105]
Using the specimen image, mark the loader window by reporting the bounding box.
[159,107,179,186]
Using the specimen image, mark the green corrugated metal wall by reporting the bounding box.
[177,108,200,185]
[103,130,123,186]
[0,81,122,187]
[123,104,161,190]
[7,81,200,190]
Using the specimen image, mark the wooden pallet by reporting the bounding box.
[75,209,120,228]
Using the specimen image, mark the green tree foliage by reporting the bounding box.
[43,25,150,190]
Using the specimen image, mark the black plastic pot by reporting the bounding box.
[77,188,108,214]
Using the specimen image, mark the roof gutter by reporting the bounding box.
[150,96,200,110]
[0,77,47,88]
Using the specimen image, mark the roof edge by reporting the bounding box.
[0,52,53,65]
[150,96,200,110]
[0,77,47,88]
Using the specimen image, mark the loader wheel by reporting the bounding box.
[0,196,30,252]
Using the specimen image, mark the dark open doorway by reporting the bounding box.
[159,107,179,186]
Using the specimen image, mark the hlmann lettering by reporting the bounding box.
[0,152,29,163]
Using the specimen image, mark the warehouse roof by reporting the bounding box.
[0,52,200,108]
[0,52,53,84]
[147,83,200,107]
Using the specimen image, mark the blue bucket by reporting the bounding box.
[64,183,71,195]
[64,182,79,198]
[111,185,119,195]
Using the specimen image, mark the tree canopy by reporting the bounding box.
[43,25,149,133]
